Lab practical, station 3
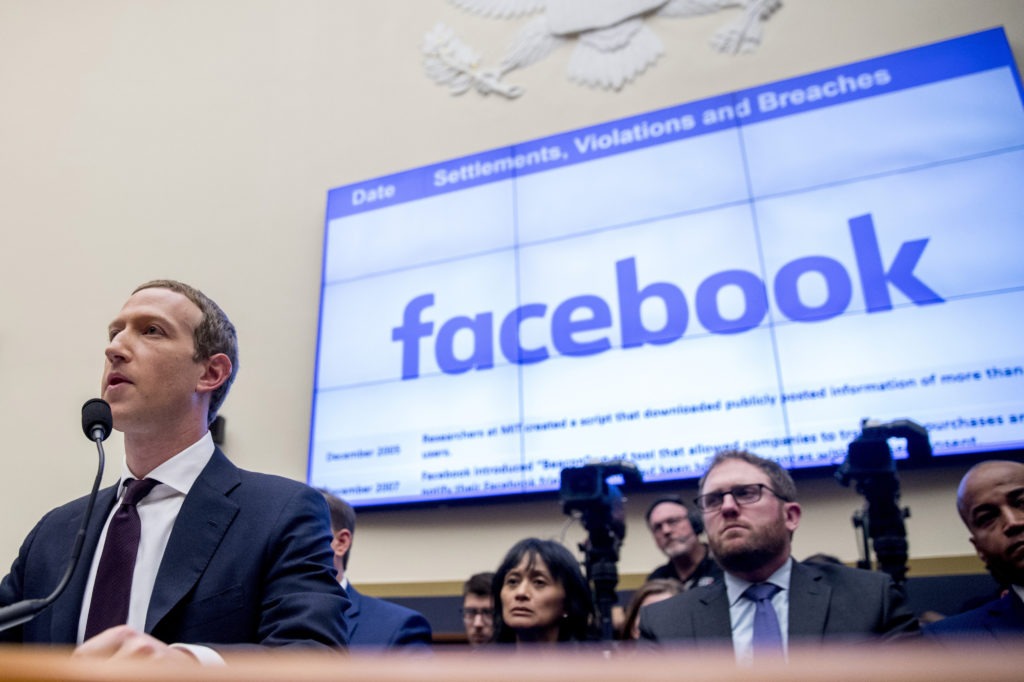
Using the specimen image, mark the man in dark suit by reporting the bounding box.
[924,460,1024,643]
[320,491,432,649]
[640,450,918,661]
[0,280,348,661]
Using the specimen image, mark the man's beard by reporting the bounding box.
[709,516,789,575]
[665,537,694,560]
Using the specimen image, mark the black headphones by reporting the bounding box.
[645,495,703,535]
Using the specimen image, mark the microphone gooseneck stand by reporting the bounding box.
[0,399,111,633]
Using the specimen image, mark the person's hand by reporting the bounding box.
[72,625,198,662]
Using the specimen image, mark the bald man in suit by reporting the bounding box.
[924,460,1024,644]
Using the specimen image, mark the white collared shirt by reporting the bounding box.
[724,558,793,665]
[77,432,214,642]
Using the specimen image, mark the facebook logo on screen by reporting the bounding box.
[391,213,944,380]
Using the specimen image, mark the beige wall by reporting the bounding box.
[0,1,1019,590]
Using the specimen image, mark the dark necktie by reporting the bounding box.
[743,582,784,658]
[84,478,160,639]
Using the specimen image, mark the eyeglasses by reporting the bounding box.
[649,515,687,534]
[461,607,494,623]
[694,483,790,512]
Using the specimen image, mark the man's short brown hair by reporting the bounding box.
[463,572,494,598]
[699,449,798,501]
[133,279,238,425]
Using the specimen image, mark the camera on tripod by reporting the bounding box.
[560,460,643,541]
[835,418,932,585]
[559,460,643,642]
[837,419,932,480]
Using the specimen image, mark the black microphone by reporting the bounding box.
[0,400,110,633]
[82,398,113,442]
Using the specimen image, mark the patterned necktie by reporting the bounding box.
[743,582,783,658]
[84,478,160,639]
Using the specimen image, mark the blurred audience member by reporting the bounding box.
[621,579,684,640]
[645,496,723,589]
[493,538,594,646]
[924,460,1024,643]
[320,491,433,649]
[462,572,495,647]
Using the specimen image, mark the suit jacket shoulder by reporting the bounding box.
[0,484,116,643]
[788,561,919,642]
[148,449,348,649]
[345,584,432,648]
[639,581,732,648]
[924,591,1024,643]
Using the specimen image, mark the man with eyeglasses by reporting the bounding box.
[645,496,722,589]
[640,450,918,662]
[461,572,495,647]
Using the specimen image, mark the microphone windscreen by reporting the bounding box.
[81,399,113,442]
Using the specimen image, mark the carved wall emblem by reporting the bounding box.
[423,0,783,98]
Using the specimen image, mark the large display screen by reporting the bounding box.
[310,28,1024,508]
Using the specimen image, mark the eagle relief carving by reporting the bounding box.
[422,0,783,98]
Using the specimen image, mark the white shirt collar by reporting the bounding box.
[117,431,215,497]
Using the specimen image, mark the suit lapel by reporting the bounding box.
[49,485,118,643]
[344,585,361,639]
[145,449,240,632]
[787,561,830,639]
[696,583,733,640]
[984,592,1024,640]
[1010,591,1024,628]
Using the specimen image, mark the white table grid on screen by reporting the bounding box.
[310,28,1024,503]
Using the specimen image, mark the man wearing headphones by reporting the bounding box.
[645,496,723,589]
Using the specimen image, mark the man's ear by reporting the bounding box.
[196,353,232,395]
[331,528,353,559]
[784,501,802,533]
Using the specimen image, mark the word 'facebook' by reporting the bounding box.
[391,214,943,380]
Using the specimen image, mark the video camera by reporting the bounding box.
[559,460,643,643]
[835,418,932,585]
[560,461,643,542]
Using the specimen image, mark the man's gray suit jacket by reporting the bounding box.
[639,559,919,649]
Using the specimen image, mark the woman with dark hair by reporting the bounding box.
[620,578,684,640]
[492,538,594,645]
